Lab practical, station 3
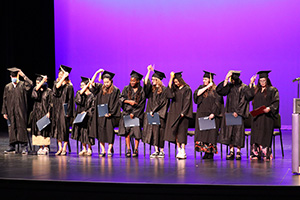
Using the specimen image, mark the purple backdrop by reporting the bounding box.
[55,0,300,126]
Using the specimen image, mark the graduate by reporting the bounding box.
[2,68,33,154]
[51,65,75,156]
[31,74,52,155]
[164,71,193,159]
[216,70,249,160]
[143,65,169,158]
[71,77,95,156]
[245,71,279,161]
[89,69,121,157]
[119,70,146,157]
[193,71,223,159]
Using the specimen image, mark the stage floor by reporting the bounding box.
[0,130,299,186]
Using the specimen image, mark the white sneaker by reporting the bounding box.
[37,148,44,155]
[176,148,182,158]
[79,149,87,156]
[177,148,187,159]
[157,151,165,158]
[150,152,159,158]
[43,147,49,155]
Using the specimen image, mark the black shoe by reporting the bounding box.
[132,149,138,157]
[4,147,15,154]
[202,153,209,159]
[22,147,28,155]
[226,151,235,160]
[126,149,131,157]
[99,152,106,157]
[236,152,241,160]
[207,153,214,159]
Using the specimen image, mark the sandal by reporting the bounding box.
[61,150,67,156]
[126,149,131,157]
[55,149,62,156]
[132,149,138,157]
[99,152,106,157]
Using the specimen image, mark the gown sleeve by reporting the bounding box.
[66,84,75,118]
[1,85,8,115]
[244,85,255,102]
[181,87,193,118]
[166,85,176,99]
[268,87,279,116]
[119,86,128,109]
[74,91,84,106]
[193,85,204,105]
[152,90,168,114]
[216,81,231,96]
[132,89,146,119]
[23,75,33,92]
[235,85,249,118]
[31,86,41,100]
[108,87,121,117]
[143,80,152,98]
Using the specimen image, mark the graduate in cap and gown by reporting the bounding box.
[164,71,193,159]
[119,70,146,157]
[2,67,33,154]
[193,71,223,159]
[143,65,169,158]
[31,74,52,155]
[51,65,75,156]
[245,70,279,161]
[216,70,249,160]
[71,76,95,156]
[89,69,121,157]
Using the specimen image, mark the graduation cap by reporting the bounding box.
[152,70,166,80]
[59,65,72,74]
[102,70,115,80]
[7,67,20,77]
[257,70,271,79]
[203,70,216,80]
[174,71,183,79]
[231,70,241,80]
[35,74,49,81]
[130,70,143,80]
[80,76,90,84]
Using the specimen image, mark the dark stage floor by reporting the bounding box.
[0,130,299,187]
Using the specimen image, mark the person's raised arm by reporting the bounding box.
[197,82,213,96]
[223,71,232,87]
[168,72,175,88]
[90,69,104,86]
[35,76,48,91]
[56,72,69,89]
[144,65,154,85]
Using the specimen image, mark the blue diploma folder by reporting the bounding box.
[198,116,216,131]
[73,112,87,124]
[147,112,160,125]
[97,104,109,117]
[123,115,140,127]
[225,113,242,126]
[36,115,51,132]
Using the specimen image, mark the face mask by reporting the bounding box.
[11,78,18,83]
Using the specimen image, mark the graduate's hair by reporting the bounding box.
[57,71,71,85]
[102,79,114,95]
[152,78,164,94]
[254,78,272,98]
[203,81,216,98]
[173,77,189,88]
[128,81,142,103]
